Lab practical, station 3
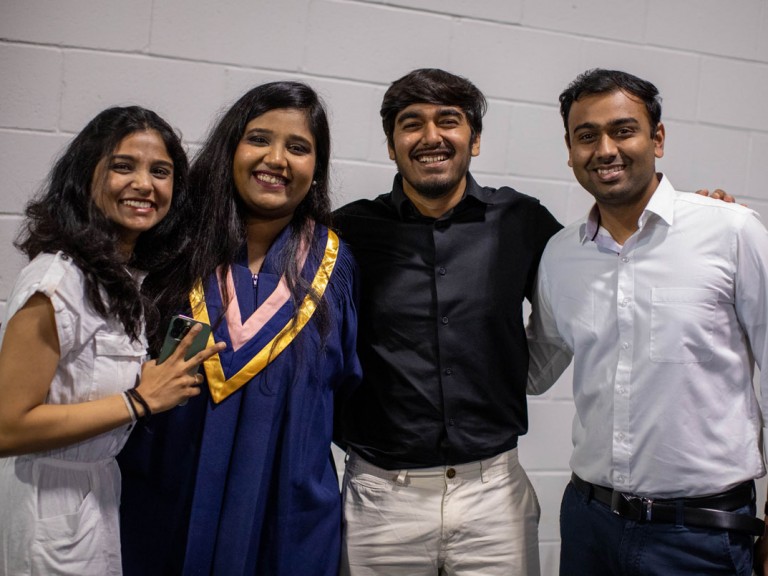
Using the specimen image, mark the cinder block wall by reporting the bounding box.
[2,1,767,573]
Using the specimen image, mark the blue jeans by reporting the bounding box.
[559,481,755,576]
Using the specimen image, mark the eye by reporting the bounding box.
[439,118,460,127]
[288,143,311,155]
[152,166,173,179]
[245,134,269,146]
[110,162,133,173]
[616,127,635,138]
[577,133,596,143]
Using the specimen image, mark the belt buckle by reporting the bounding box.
[611,491,653,522]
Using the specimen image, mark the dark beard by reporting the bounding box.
[411,177,460,199]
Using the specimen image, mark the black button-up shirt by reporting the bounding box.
[334,173,562,468]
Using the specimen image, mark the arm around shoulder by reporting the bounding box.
[526,259,573,395]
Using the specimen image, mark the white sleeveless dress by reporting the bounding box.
[0,252,146,576]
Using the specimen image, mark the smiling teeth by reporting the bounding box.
[597,166,624,176]
[418,155,448,163]
[256,173,286,185]
[122,200,152,208]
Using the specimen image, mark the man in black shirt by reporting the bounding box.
[335,68,562,576]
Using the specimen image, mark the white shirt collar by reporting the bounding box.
[580,173,673,245]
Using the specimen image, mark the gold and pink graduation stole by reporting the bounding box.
[189,229,339,404]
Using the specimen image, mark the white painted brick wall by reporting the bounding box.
[150,0,311,69]
[0,0,154,50]
[522,0,649,43]
[0,44,62,130]
[2,1,768,573]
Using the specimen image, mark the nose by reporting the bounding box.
[596,134,618,159]
[265,145,287,168]
[132,169,153,194]
[421,122,442,146]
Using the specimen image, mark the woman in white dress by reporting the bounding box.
[0,106,224,576]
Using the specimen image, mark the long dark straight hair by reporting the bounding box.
[147,81,333,353]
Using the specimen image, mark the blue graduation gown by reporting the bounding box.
[119,224,361,575]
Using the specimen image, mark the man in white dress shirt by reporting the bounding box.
[527,68,768,575]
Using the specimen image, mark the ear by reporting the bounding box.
[387,142,396,161]
[564,133,573,167]
[653,122,665,159]
[471,133,481,157]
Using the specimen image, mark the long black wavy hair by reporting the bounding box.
[147,81,333,353]
[15,106,189,341]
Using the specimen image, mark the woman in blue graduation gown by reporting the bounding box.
[118,82,361,575]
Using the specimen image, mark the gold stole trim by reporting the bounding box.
[189,230,339,404]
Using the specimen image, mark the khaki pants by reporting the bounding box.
[341,448,541,576]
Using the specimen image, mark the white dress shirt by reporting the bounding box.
[528,175,768,498]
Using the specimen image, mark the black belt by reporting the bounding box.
[571,474,765,536]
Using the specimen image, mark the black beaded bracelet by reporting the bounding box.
[126,388,152,422]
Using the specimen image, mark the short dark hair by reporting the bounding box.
[380,68,487,148]
[16,106,188,341]
[559,69,662,139]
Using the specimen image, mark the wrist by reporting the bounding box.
[126,388,152,422]
[122,391,139,423]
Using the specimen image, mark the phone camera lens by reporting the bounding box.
[170,318,188,339]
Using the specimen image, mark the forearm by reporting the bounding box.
[527,338,572,395]
[0,392,136,456]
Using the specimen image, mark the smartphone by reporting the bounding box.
[157,315,212,364]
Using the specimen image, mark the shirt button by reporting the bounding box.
[620,298,630,307]
[446,468,456,478]
[441,316,449,325]
[448,418,455,426]
[621,342,630,350]
[617,387,626,395]
[444,368,453,376]
[621,257,629,263]
[438,267,447,276]
[616,474,625,483]
[616,432,625,441]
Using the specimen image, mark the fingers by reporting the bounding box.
[170,324,225,371]
[190,341,227,365]
[695,188,736,203]
[170,322,205,360]
[184,372,204,399]
[711,188,735,203]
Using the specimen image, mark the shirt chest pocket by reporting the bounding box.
[90,333,146,399]
[650,287,716,363]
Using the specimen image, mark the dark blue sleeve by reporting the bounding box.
[329,240,362,448]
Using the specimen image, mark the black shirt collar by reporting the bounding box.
[390,172,493,221]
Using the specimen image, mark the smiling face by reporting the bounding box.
[232,108,316,224]
[91,129,174,256]
[566,89,664,209]
[388,103,480,204]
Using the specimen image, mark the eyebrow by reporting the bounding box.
[110,154,173,168]
[243,127,313,147]
[396,107,464,124]
[572,117,640,133]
